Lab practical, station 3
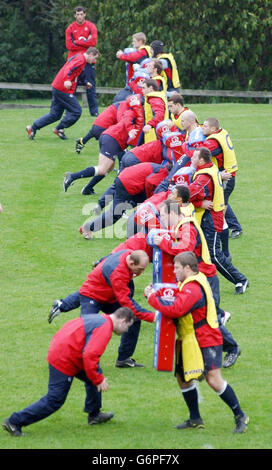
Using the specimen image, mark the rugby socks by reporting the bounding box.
[71,167,98,181]
[181,383,201,420]
[216,381,244,417]
[83,175,105,192]
[83,129,95,144]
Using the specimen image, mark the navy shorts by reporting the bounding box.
[99,134,123,160]
[175,341,222,381]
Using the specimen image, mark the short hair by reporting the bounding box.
[204,117,220,130]
[168,94,185,107]
[86,47,100,56]
[129,250,149,265]
[114,307,135,323]
[143,78,159,91]
[174,251,199,272]
[150,40,164,57]
[152,59,163,75]
[160,199,181,216]
[132,32,146,43]
[195,147,212,163]
[74,6,86,13]
[174,185,190,203]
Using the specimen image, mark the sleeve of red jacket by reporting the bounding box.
[118,49,148,63]
[146,97,166,128]
[65,25,77,52]
[109,266,155,322]
[148,282,202,318]
[66,56,85,82]
[188,174,212,207]
[127,106,145,145]
[201,139,223,167]
[122,109,137,133]
[201,138,221,155]
[159,224,197,256]
[82,320,113,385]
[75,23,98,48]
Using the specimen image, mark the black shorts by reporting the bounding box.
[99,134,123,161]
[174,340,222,381]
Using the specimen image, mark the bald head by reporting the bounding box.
[182,110,197,124]
[180,110,198,132]
[127,250,150,276]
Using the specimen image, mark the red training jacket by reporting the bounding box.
[65,20,97,60]
[79,250,155,322]
[145,167,169,199]
[52,54,87,94]
[112,233,153,262]
[148,281,223,348]
[103,107,143,150]
[118,162,165,196]
[47,314,112,385]
[118,49,149,82]
[188,163,224,232]
[93,104,118,129]
[159,222,217,277]
[202,129,236,177]
[130,139,163,164]
[146,96,166,128]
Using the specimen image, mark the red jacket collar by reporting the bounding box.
[196,162,213,171]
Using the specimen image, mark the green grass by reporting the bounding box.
[0,101,271,450]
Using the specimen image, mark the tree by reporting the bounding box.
[1,0,271,100]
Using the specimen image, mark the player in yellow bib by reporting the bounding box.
[150,40,181,94]
[145,252,249,433]
[202,117,243,243]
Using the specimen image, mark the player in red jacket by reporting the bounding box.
[80,162,170,239]
[95,120,182,215]
[150,196,241,367]
[63,95,145,195]
[145,251,249,433]
[75,100,129,153]
[189,147,249,294]
[48,250,155,368]
[116,32,150,82]
[201,117,243,261]
[141,79,168,143]
[2,308,135,436]
[126,59,166,98]
[113,32,151,103]
[26,47,99,140]
[119,124,184,170]
[132,190,171,234]
[65,6,98,116]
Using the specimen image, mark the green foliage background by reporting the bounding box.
[1,0,272,97]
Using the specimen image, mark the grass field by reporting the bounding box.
[0,100,271,451]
